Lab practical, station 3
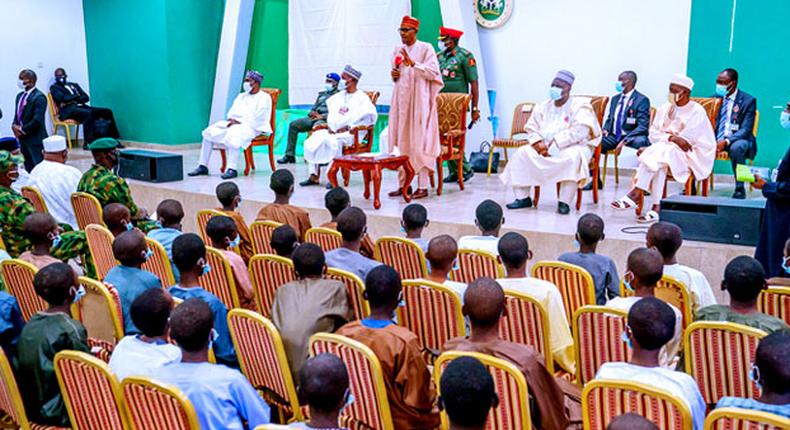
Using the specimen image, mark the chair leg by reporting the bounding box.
[457,158,465,191]
[267,143,275,172]
[429,170,435,189]
[436,159,444,196]
[709,173,715,192]
[220,149,227,173]
[663,177,668,199]
[602,152,609,188]
[534,186,541,207]
[76,124,81,148]
[635,189,645,216]
[487,146,495,177]
[342,168,350,186]
[701,178,709,197]
[503,147,509,162]
[592,169,599,204]
[614,153,619,185]
[684,178,692,196]
[245,147,254,176]
[576,188,582,211]
[65,126,72,149]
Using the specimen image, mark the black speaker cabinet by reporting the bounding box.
[660,195,764,246]
[118,149,183,183]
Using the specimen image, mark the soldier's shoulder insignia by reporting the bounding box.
[469,57,476,67]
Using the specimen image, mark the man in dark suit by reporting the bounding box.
[585,70,651,190]
[50,67,120,149]
[715,68,757,199]
[13,69,47,171]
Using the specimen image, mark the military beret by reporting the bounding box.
[87,137,120,151]
[0,150,24,172]
[0,137,19,152]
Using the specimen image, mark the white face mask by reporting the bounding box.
[242,81,253,93]
[668,92,679,106]
[17,80,26,90]
[437,40,447,52]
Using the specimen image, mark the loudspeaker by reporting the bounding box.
[660,195,764,246]
[118,149,183,183]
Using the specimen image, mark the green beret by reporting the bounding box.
[0,151,24,172]
[87,137,120,151]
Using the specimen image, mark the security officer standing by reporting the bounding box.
[278,73,341,164]
[437,26,479,184]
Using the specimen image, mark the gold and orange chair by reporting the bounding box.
[499,290,554,372]
[72,277,124,361]
[488,102,535,176]
[531,261,596,323]
[451,249,504,284]
[54,350,128,430]
[582,379,693,430]
[47,92,81,148]
[141,237,175,287]
[304,227,343,253]
[572,306,630,385]
[203,246,242,310]
[704,407,790,430]
[71,192,104,230]
[0,259,43,322]
[374,236,428,281]
[122,376,201,430]
[0,349,69,430]
[227,309,304,422]
[684,321,766,407]
[220,88,282,176]
[435,93,471,195]
[85,223,118,281]
[309,333,395,430]
[326,268,369,320]
[248,254,296,318]
[195,209,225,244]
[398,279,464,363]
[21,185,49,214]
[434,351,532,430]
[336,91,381,186]
[621,274,694,330]
[250,220,283,255]
[757,286,790,326]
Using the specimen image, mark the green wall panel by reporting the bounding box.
[247,0,289,108]
[412,0,443,49]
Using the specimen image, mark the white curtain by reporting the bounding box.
[288,0,410,107]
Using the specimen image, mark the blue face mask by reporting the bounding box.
[782,257,790,275]
[229,235,241,248]
[573,239,581,250]
[125,222,134,231]
[451,259,460,272]
[208,328,219,350]
[338,80,347,91]
[71,285,86,304]
[615,81,624,93]
[143,248,153,261]
[154,220,163,229]
[201,263,211,276]
[340,391,355,415]
[620,330,633,349]
[780,112,790,130]
[50,233,62,249]
[715,83,729,97]
[623,272,635,292]
[324,83,335,92]
[749,363,763,392]
[549,86,563,101]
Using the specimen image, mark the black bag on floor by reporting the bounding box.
[469,141,499,173]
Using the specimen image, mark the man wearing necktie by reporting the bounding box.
[586,71,650,190]
[714,68,757,199]
[12,69,48,172]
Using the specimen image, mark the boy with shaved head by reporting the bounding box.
[270,224,299,258]
[325,207,381,281]
[606,414,659,430]
[559,213,620,304]
[458,199,504,256]
[291,354,351,429]
[102,203,132,237]
[425,234,467,298]
[147,199,184,281]
[256,169,312,240]
[319,187,375,257]
[215,181,253,262]
[19,213,61,269]
[401,203,430,252]
[443,277,578,430]
[440,356,497,430]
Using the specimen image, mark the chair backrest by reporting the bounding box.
[21,185,49,214]
[397,279,464,363]
[250,220,283,255]
[498,289,554,372]
[141,237,174,287]
[577,95,609,126]
[326,267,369,320]
[690,97,723,129]
[122,376,201,430]
[85,223,118,281]
[365,91,381,105]
[71,192,105,230]
[263,88,282,132]
[309,333,394,430]
[684,321,766,406]
[227,309,303,421]
[757,286,790,326]
[374,236,428,280]
[72,276,124,346]
[434,351,531,430]
[451,249,504,284]
[704,407,790,430]
[0,259,43,322]
[582,379,693,430]
[753,109,760,136]
[649,106,657,125]
[54,350,128,430]
[195,209,225,244]
[46,92,62,123]
[203,246,241,310]
[0,349,34,429]
[508,102,535,138]
[304,227,343,253]
[621,274,694,330]
[531,260,596,321]
[248,254,296,318]
[572,306,630,385]
[436,93,472,135]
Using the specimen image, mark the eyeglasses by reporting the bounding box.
[398,27,416,33]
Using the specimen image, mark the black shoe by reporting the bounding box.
[325,182,334,189]
[116,142,125,149]
[187,165,209,177]
[732,189,746,199]
[299,178,320,187]
[82,143,89,150]
[443,174,458,183]
[220,169,238,179]
[462,170,474,182]
[277,155,296,164]
[557,202,570,215]
[506,197,533,209]
[583,178,603,191]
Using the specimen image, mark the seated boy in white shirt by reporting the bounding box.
[458,199,503,256]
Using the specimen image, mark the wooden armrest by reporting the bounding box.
[350,124,374,134]
[442,129,466,139]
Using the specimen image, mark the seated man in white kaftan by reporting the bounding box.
[188,70,272,180]
[299,65,377,187]
[500,70,602,215]
[610,74,715,223]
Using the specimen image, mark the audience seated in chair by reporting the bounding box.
[103,202,133,237]
[17,263,89,427]
[443,277,580,430]
[205,215,255,310]
[289,353,351,429]
[606,413,659,430]
[270,224,299,259]
[19,213,61,270]
[426,234,467,299]
[28,135,82,229]
[147,199,184,282]
[695,256,789,334]
[401,203,430,253]
[215,181,254,263]
[440,356,498,430]
[715,331,790,418]
[496,232,576,374]
[325,207,381,282]
[767,238,790,287]
[272,243,351,383]
[108,288,180,380]
[152,298,270,429]
[105,230,162,335]
[594,296,705,430]
[606,247,683,367]
[320,187,374,257]
[458,199,504,256]
[256,169,312,240]
[168,233,238,367]
[0,288,23,359]
[558,213,620,305]
[336,265,440,429]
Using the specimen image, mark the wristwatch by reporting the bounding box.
[472,107,480,112]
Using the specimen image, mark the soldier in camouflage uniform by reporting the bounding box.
[437,26,480,184]
[0,151,87,260]
[77,138,157,231]
[279,72,342,164]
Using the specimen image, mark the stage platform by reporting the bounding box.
[68,146,760,304]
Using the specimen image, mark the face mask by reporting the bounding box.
[437,40,447,52]
[782,256,790,275]
[615,81,624,93]
[338,81,347,91]
[237,196,243,205]
[201,263,211,276]
[573,239,581,249]
[56,76,66,84]
[623,271,635,292]
[143,248,153,261]
[7,170,19,182]
[749,363,763,392]
[229,235,241,248]
[49,233,62,249]
[451,259,460,272]
[549,86,563,101]
[340,390,355,415]
[620,330,633,349]
[154,220,163,229]
[125,222,134,231]
[243,82,253,93]
[71,285,86,304]
[324,83,335,92]
[17,80,25,90]
[208,328,219,350]
[780,112,790,130]
[715,83,729,97]
[668,92,679,106]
